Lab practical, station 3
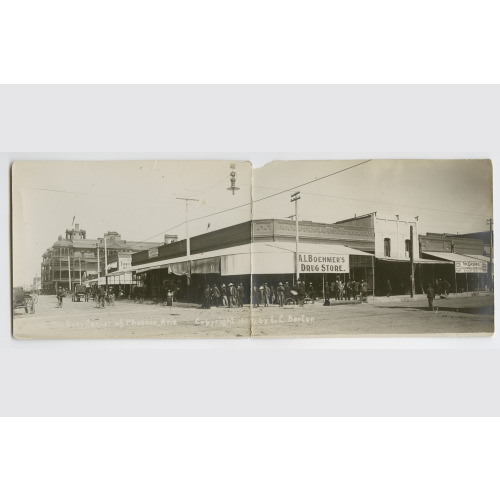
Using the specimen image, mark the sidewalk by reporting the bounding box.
[371,291,493,303]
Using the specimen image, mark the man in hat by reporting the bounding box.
[284,282,291,302]
[259,285,265,306]
[237,283,245,307]
[212,283,221,307]
[338,279,344,301]
[227,283,233,308]
[277,282,285,307]
[360,279,368,302]
[308,282,315,301]
[351,279,359,301]
[202,285,211,309]
[221,284,228,307]
[252,285,260,307]
[442,278,450,296]
[334,278,341,301]
[344,280,351,301]
[230,283,238,307]
[56,286,64,308]
[263,283,270,307]
[426,283,436,311]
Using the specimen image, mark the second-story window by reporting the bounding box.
[405,239,411,257]
[384,238,391,257]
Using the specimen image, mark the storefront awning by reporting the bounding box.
[463,254,493,263]
[134,263,168,274]
[190,257,220,274]
[422,252,485,263]
[130,241,375,277]
[169,261,190,276]
[221,253,252,276]
[422,252,489,273]
[378,256,450,264]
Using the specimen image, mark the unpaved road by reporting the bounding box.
[12,294,494,339]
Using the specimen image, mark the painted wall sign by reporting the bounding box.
[119,257,132,270]
[455,261,487,273]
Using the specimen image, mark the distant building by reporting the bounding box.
[41,224,164,294]
[419,232,492,292]
[334,213,427,294]
[335,212,419,259]
[335,213,491,293]
[32,276,41,291]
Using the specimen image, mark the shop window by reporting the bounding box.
[405,239,411,257]
[384,238,391,257]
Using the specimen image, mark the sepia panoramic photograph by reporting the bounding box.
[11,159,494,338]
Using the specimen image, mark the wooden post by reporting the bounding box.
[97,242,100,279]
[487,218,493,291]
[290,192,301,282]
[104,237,108,292]
[410,225,415,298]
[372,256,375,301]
[67,255,72,292]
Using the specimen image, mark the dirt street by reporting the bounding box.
[12,294,494,339]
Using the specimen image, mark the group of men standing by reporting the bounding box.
[323,278,368,302]
[250,278,367,307]
[201,283,245,309]
[252,282,287,307]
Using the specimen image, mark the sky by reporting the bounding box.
[12,159,493,287]
[253,159,492,231]
[12,160,253,287]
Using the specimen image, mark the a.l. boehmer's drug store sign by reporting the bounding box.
[298,253,349,274]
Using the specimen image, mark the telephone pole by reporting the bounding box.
[96,242,100,279]
[177,198,199,257]
[104,236,108,292]
[67,255,72,292]
[487,218,493,291]
[410,225,415,298]
[291,191,301,282]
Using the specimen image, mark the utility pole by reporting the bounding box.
[291,191,301,282]
[79,257,82,284]
[96,242,100,280]
[487,218,493,291]
[104,236,108,292]
[395,215,400,258]
[410,225,415,298]
[177,198,199,257]
[68,255,72,292]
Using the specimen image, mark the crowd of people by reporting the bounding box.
[55,275,454,310]
[249,278,370,307]
[200,283,245,309]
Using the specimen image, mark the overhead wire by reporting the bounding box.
[128,159,373,247]
[247,183,491,219]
